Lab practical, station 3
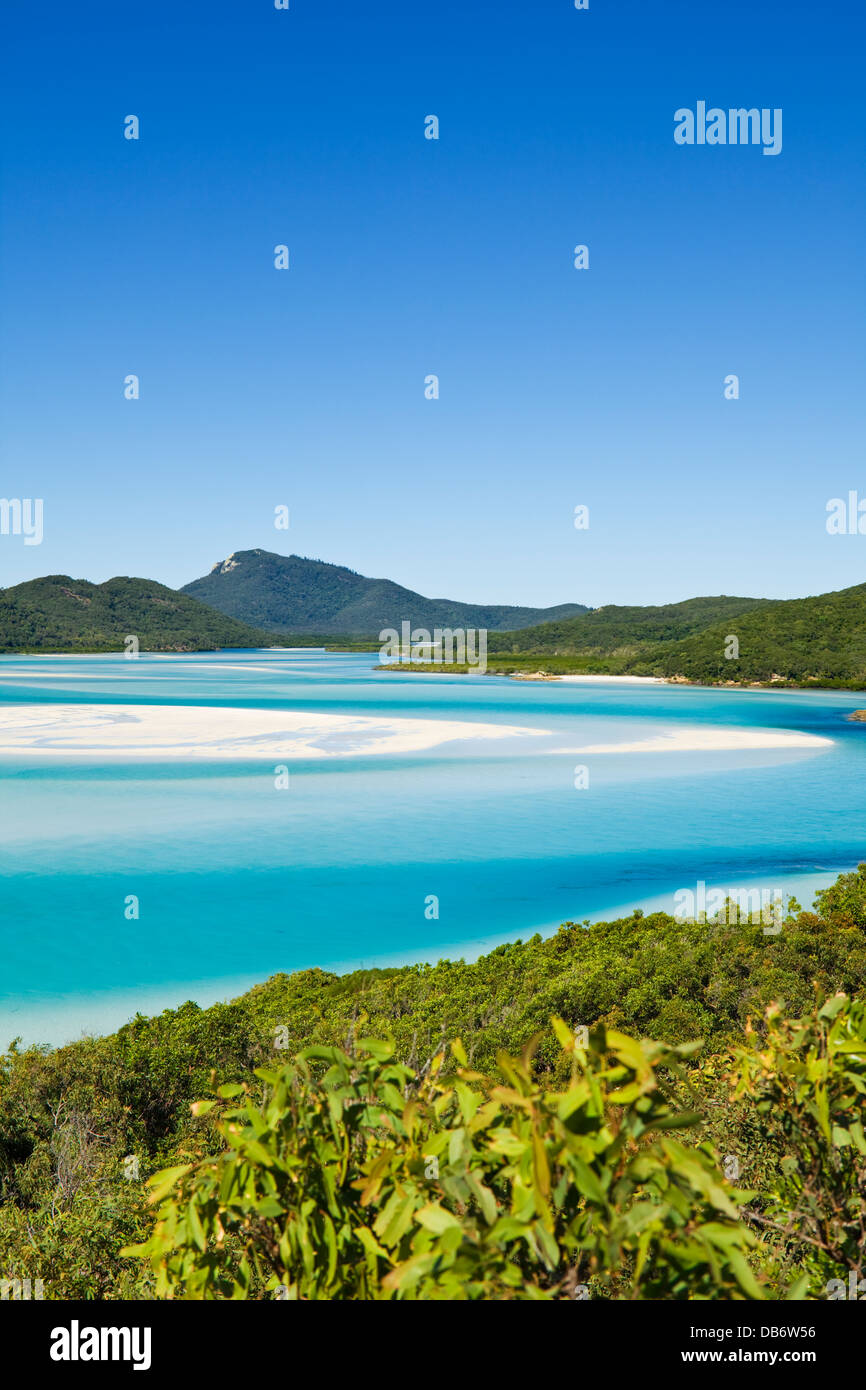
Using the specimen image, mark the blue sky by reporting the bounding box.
[1,0,864,608]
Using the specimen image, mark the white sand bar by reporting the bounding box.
[558,728,832,755]
[0,703,549,759]
[555,674,666,684]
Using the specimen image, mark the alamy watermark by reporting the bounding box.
[825,1272,866,1300]
[50,1324,152,1371]
[674,103,782,157]
[673,881,785,934]
[1,1277,44,1300]
[379,622,488,673]
[0,498,43,545]
[826,492,866,535]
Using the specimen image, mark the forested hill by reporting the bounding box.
[624,581,866,685]
[7,568,866,682]
[489,595,762,656]
[0,576,283,653]
[487,583,866,687]
[182,550,589,635]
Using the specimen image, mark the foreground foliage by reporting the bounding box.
[123,996,866,1301]
[732,993,866,1294]
[1,869,865,1299]
[127,1025,762,1301]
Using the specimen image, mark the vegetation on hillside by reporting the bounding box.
[182,550,588,636]
[8,567,866,688]
[627,583,866,686]
[489,595,762,659]
[0,576,283,654]
[2,866,865,1299]
[480,583,866,688]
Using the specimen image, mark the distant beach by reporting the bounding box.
[557,728,833,755]
[555,674,665,684]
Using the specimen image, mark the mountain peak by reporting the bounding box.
[182,552,588,636]
[209,548,279,574]
[210,555,242,576]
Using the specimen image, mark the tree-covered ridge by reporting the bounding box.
[181,550,589,635]
[627,581,866,685]
[489,595,764,658]
[0,575,286,653]
[488,583,866,687]
[9,565,866,687]
[1,866,865,1298]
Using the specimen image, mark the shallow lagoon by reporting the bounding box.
[0,650,862,1045]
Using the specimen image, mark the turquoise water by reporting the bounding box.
[1,650,863,1046]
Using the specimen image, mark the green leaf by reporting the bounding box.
[415,1202,461,1235]
[186,1202,207,1253]
[147,1164,192,1204]
[571,1158,607,1206]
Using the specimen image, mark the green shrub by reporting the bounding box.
[127,1023,763,1300]
[731,992,866,1297]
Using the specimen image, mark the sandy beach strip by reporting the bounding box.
[0,703,550,759]
[555,727,833,755]
[555,674,665,684]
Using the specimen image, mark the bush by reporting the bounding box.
[731,992,866,1298]
[127,1023,763,1300]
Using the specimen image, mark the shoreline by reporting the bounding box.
[537,673,663,684]
[1,862,848,1050]
[3,651,865,694]
[374,663,866,693]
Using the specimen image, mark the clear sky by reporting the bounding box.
[1,0,864,608]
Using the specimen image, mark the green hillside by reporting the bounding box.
[484,583,866,687]
[182,550,588,635]
[625,581,866,686]
[488,595,762,660]
[0,575,283,654]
